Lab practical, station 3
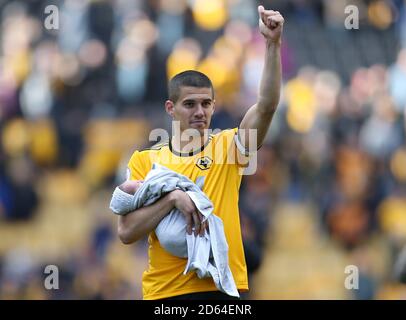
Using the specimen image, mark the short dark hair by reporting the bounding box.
[168,70,214,102]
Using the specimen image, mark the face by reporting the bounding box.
[165,86,215,135]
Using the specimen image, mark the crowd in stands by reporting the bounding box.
[1,0,406,299]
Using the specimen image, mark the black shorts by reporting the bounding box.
[158,291,241,300]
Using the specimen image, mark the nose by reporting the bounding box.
[194,104,204,118]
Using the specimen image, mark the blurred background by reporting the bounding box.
[1,0,406,299]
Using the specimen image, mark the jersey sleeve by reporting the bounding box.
[127,150,148,181]
[231,127,254,168]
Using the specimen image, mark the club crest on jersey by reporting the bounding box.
[196,156,213,170]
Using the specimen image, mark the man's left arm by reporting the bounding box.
[238,6,284,153]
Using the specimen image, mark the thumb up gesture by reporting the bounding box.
[258,5,284,44]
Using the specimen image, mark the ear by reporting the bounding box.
[165,100,175,118]
[212,99,216,114]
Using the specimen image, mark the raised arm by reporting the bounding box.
[239,5,284,152]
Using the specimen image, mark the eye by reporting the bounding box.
[184,102,194,108]
[203,101,211,107]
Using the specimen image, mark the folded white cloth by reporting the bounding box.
[109,163,239,297]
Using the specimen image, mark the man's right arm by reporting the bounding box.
[117,192,176,244]
[117,190,206,244]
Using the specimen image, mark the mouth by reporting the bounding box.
[190,120,206,125]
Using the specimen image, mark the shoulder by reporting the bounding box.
[127,141,170,179]
[140,140,169,152]
[131,140,169,156]
[209,128,241,158]
[210,128,239,148]
[128,141,168,162]
[211,127,238,140]
[211,127,253,159]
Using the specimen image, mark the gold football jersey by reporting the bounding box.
[127,127,249,300]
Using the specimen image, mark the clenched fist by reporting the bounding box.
[258,5,284,45]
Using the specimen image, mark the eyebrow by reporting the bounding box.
[182,98,213,104]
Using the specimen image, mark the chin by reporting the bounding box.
[189,123,207,134]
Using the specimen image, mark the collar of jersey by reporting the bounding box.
[169,136,212,157]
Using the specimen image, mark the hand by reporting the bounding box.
[170,190,207,237]
[258,5,284,45]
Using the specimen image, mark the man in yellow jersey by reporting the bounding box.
[116,5,283,300]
